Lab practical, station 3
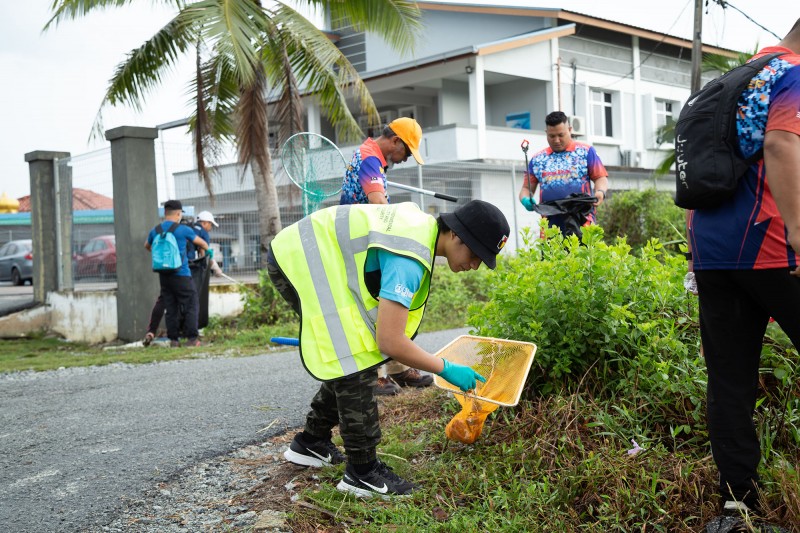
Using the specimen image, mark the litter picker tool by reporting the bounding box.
[434,334,536,444]
[280,132,458,215]
[217,271,247,287]
[521,139,533,205]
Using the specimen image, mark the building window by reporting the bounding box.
[590,89,614,137]
[655,99,677,144]
[655,99,676,129]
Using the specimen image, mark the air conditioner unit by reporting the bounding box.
[569,115,586,136]
[620,149,635,167]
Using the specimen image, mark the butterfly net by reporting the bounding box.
[433,335,537,444]
[280,133,345,215]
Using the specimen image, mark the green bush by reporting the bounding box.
[238,261,488,333]
[468,224,707,443]
[597,188,685,251]
[239,270,297,328]
[421,263,490,332]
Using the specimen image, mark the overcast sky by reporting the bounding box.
[0,0,793,200]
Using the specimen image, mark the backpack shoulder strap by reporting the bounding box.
[155,223,164,235]
[166,222,180,234]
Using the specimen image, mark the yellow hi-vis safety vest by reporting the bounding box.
[271,202,437,381]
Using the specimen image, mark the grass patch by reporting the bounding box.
[266,388,798,532]
[0,320,300,374]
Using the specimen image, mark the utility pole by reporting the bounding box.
[690,0,704,92]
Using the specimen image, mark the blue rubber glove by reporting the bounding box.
[520,196,536,211]
[438,359,487,392]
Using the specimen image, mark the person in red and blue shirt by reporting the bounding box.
[687,20,800,514]
[339,117,435,394]
[339,117,424,205]
[518,111,609,236]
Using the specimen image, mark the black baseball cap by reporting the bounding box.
[440,200,510,269]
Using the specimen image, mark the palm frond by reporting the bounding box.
[271,5,377,142]
[89,13,197,139]
[236,67,271,181]
[324,0,422,54]
[702,44,759,74]
[182,0,270,87]
[44,0,182,31]
[191,43,216,200]
[654,152,675,177]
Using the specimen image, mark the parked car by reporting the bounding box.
[0,239,33,286]
[75,235,116,280]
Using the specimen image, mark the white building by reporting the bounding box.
[176,2,734,265]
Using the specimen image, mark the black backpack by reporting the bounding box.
[674,52,783,209]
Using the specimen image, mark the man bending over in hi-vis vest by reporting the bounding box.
[267,200,510,498]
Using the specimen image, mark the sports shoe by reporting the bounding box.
[169,340,180,348]
[336,460,418,498]
[283,433,345,467]
[390,368,433,388]
[185,339,202,347]
[143,332,155,347]
[374,377,402,396]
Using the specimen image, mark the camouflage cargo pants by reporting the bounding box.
[305,370,381,465]
[267,245,381,465]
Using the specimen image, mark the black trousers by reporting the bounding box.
[158,273,199,341]
[695,268,800,505]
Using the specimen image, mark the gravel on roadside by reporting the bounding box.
[92,432,304,533]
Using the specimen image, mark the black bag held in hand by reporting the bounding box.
[674,52,783,209]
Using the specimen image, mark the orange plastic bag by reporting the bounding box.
[445,395,499,444]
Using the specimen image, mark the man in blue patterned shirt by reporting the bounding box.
[339,117,434,394]
[518,111,609,236]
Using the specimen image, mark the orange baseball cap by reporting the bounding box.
[388,117,424,164]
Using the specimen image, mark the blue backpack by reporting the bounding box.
[151,222,182,273]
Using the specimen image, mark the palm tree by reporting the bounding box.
[44,0,422,260]
[653,45,759,176]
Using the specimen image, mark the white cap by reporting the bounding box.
[196,210,218,227]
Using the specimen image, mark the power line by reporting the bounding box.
[711,0,781,40]
[593,0,694,89]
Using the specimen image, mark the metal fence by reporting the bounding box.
[3,139,533,289]
[165,145,529,276]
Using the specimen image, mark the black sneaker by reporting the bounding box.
[390,368,433,388]
[336,460,418,498]
[283,433,345,467]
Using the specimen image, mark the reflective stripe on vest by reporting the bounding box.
[273,203,436,381]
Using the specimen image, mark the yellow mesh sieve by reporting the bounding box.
[433,335,537,407]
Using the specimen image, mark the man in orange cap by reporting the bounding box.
[339,116,431,395]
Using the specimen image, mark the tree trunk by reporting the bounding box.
[252,153,282,267]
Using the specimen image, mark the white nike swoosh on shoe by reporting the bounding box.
[362,480,389,494]
[309,450,332,463]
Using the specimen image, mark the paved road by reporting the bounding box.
[0,329,466,533]
[0,282,35,316]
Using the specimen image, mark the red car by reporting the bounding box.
[75,235,116,280]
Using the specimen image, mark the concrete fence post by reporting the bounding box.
[25,150,71,304]
[106,126,160,342]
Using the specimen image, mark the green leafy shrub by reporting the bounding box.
[598,188,685,251]
[421,263,490,332]
[238,261,488,333]
[239,270,297,328]
[468,224,706,442]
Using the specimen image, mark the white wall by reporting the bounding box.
[478,173,540,255]
[0,285,247,343]
[365,11,549,72]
